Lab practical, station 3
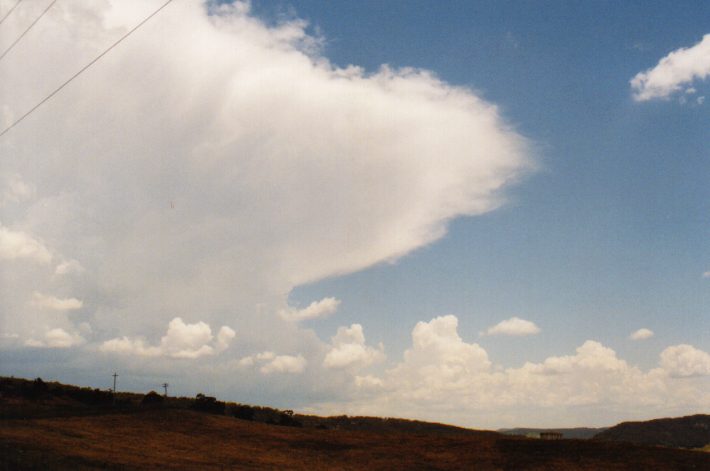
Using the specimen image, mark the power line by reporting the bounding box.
[0,0,23,27]
[0,0,174,140]
[0,0,56,63]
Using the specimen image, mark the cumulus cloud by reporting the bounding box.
[260,354,307,374]
[629,328,654,341]
[0,225,52,264]
[25,328,85,348]
[279,297,341,322]
[631,34,710,101]
[240,351,307,374]
[323,324,384,370]
[659,344,710,377]
[481,316,540,336]
[54,259,84,276]
[30,292,83,311]
[307,315,710,428]
[100,317,235,359]
[1,174,35,206]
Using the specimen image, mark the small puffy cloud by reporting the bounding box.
[100,317,235,359]
[1,174,35,206]
[629,328,654,341]
[481,316,541,336]
[323,324,385,370]
[54,259,84,276]
[25,328,85,349]
[279,297,341,322]
[698,96,706,105]
[30,292,83,311]
[660,344,710,377]
[99,337,161,357]
[0,225,52,264]
[703,271,710,278]
[631,34,710,101]
[260,354,307,374]
[238,351,307,374]
[355,375,384,391]
[215,326,236,352]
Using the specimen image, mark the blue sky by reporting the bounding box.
[279,0,710,368]
[0,0,708,428]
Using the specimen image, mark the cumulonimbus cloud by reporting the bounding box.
[0,0,531,350]
[630,34,710,101]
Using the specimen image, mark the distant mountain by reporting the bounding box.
[499,427,607,440]
[593,414,710,449]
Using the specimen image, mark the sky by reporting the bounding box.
[0,0,708,429]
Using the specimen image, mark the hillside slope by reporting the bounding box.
[2,409,709,470]
[594,414,710,449]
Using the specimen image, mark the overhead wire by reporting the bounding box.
[0,0,174,139]
[0,0,23,27]
[0,0,56,63]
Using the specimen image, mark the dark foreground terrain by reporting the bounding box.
[1,377,708,470]
[3,408,710,470]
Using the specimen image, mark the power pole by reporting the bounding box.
[112,372,118,393]
[162,383,169,397]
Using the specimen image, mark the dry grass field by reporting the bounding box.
[2,408,709,470]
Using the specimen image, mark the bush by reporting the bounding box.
[192,393,225,415]
[141,391,164,406]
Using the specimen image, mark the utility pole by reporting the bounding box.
[112,372,118,393]
[162,383,169,397]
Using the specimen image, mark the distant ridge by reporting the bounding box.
[593,414,710,449]
[500,427,607,440]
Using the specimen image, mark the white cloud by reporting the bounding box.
[0,0,530,358]
[659,344,710,377]
[629,328,654,341]
[260,354,307,374]
[698,96,706,105]
[25,328,85,349]
[238,350,307,374]
[323,324,384,370]
[0,0,534,423]
[0,225,52,264]
[1,174,35,206]
[279,297,341,322]
[30,292,83,311]
[99,317,235,359]
[703,271,710,278]
[54,259,85,276]
[631,34,710,101]
[307,315,710,429]
[481,316,540,336]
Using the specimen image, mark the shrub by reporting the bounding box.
[141,391,164,406]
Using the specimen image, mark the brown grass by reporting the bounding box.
[2,409,709,470]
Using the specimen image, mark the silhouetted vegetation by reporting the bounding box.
[191,393,225,415]
[141,391,164,406]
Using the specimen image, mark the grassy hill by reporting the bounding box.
[593,415,710,449]
[1,377,709,470]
